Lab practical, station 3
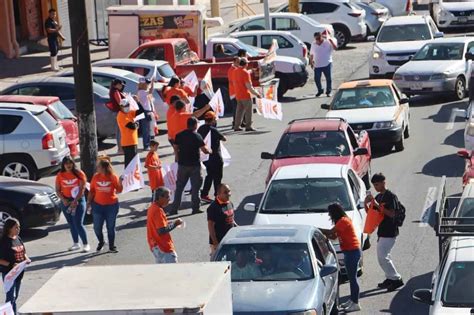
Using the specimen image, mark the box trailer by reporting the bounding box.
[19,262,232,314]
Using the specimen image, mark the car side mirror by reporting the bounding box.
[412,289,433,305]
[321,103,330,110]
[400,98,409,104]
[261,152,275,160]
[353,147,369,156]
[465,52,474,60]
[320,264,338,277]
[457,149,470,159]
[367,35,375,42]
[434,31,444,38]
[244,203,256,211]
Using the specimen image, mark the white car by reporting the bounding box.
[0,104,69,180]
[374,0,412,16]
[272,0,366,48]
[370,15,443,77]
[244,163,368,274]
[430,0,474,29]
[393,37,474,101]
[224,13,334,50]
[228,30,308,64]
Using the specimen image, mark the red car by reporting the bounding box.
[0,95,79,157]
[457,149,474,187]
[261,118,372,187]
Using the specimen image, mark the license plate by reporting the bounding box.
[410,83,423,90]
[459,17,468,23]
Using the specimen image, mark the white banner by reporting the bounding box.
[209,89,225,118]
[3,261,27,293]
[221,142,231,168]
[126,93,139,111]
[202,68,214,98]
[121,154,145,193]
[134,113,145,122]
[0,302,14,315]
[200,132,211,162]
[161,163,190,202]
[183,71,199,92]
[256,98,283,121]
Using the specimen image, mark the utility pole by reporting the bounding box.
[210,0,220,17]
[68,0,98,180]
[263,0,271,30]
[289,0,299,13]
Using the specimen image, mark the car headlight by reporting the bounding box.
[373,50,382,59]
[373,121,395,129]
[29,193,53,206]
[431,73,447,80]
[393,73,403,80]
[440,10,452,19]
[290,310,317,315]
[293,63,304,72]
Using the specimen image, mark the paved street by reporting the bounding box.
[9,37,467,314]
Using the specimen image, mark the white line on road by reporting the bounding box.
[420,186,437,227]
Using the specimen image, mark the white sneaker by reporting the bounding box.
[68,243,81,251]
[343,301,361,312]
[82,244,91,252]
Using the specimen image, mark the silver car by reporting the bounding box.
[352,1,390,35]
[213,224,339,315]
[393,37,474,100]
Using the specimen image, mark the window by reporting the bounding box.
[262,35,293,49]
[122,66,149,77]
[275,130,350,157]
[50,85,75,100]
[240,18,265,31]
[36,111,59,130]
[0,115,23,134]
[93,75,114,89]
[467,41,474,54]
[238,35,257,47]
[220,44,239,56]
[314,232,331,261]
[312,236,325,265]
[17,86,41,96]
[135,47,165,61]
[273,18,300,31]
[413,43,464,61]
[48,101,75,120]
[377,24,431,42]
[331,86,396,110]
[428,19,438,36]
[158,64,176,78]
[442,261,474,307]
[301,2,338,14]
[174,42,192,63]
[348,170,361,200]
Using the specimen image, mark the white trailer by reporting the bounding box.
[19,262,232,315]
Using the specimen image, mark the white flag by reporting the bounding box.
[3,261,27,293]
[134,113,145,122]
[151,64,158,81]
[221,142,231,167]
[183,71,199,92]
[209,89,225,117]
[256,98,283,121]
[161,163,190,202]
[121,154,145,193]
[200,131,211,162]
[0,302,14,315]
[203,68,214,97]
[126,93,139,111]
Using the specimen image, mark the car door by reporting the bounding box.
[347,169,365,238]
[262,34,295,59]
[346,127,362,175]
[312,231,338,305]
[391,83,409,128]
[272,17,302,42]
[465,41,474,87]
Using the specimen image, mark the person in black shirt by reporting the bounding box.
[365,173,404,292]
[169,117,212,215]
[194,80,212,120]
[0,218,31,314]
[44,9,64,71]
[207,184,236,257]
[198,111,227,203]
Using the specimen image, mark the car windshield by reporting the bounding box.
[236,41,261,57]
[261,178,351,213]
[413,43,465,61]
[275,131,350,158]
[331,86,396,110]
[124,72,143,82]
[457,198,474,217]
[48,101,75,120]
[93,83,110,98]
[158,63,175,78]
[377,24,431,42]
[215,243,314,281]
[442,261,474,307]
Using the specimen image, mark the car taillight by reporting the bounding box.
[348,12,362,17]
[42,133,54,149]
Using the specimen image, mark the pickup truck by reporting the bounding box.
[128,38,278,103]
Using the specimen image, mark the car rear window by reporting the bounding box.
[276,131,350,157]
[36,110,59,130]
[158,63,176,78]
[442,261,474,307]
[49,101,75,120]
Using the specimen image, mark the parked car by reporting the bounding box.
[57,67,167,121]
[0,77,115,140]
[0,176,61,234]
[369,15,442,78]
[393,37,474,100]
[352,1,391,35]
[213,224,339,315]
[0,104,69,180]
[429,0,474,29]
[224,13,334,50]
[244,163,368,274]
[323,79,410,152]
[0,95,79,157]
[374,0,412,16]
[92,58,176,83]
[229,30,309,64]
[457,149,474,187]
[261,117,371,187]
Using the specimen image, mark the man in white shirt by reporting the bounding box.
[309,32,337,97]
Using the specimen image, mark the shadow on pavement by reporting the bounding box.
[21,228,49,242]
[426,101,468,123]
[443,129,464,149]
[421,153,464,178]
[387,271,433,315]
[235,193,263,226]
[410,95,462,108]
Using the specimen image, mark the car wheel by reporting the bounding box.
[0,157,37,180]
[454,76,466,100]
[334,25,350,49]
[394,130,405,152]
[0,205,18,235]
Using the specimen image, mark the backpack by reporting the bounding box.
[393,194,406,227]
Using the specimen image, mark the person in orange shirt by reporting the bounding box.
[228,57,240,125]
[164,77,190,107]
[145,140,164,201]
[86,159,123,253]
[321,203,361,312]
[147,187,183,263]
[166,95,181,129]
[116,98,143,168]
[55,156,89,252]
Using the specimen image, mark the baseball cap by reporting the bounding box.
[204,111,216,120]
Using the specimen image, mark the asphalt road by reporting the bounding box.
[14,40,468,314]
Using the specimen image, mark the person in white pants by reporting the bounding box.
[366,172,404,292]
[44,9,64,71]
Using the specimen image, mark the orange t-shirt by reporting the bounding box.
[228,66,238,97]
[145,151,164,190]
[117,110,138,147]
[90,173,122,205]
[56,171,87,198]
[166,106,176,124]
[234,68,252,101]
[165,87,188,105]
[167,110,192,141]
[147,204,175,252]
[335,216,360,251]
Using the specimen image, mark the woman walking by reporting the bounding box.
[55,156,89,252]
[0,218,31,314]
[87,159,123,253]
[137,77,155,150]
[109,79,127,154]
[321,203,362,312]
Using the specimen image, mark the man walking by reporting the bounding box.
[44,9,64,71]
[207,184,236,257]
[309,32,337,97]
[365,173,404,292]
[116,99,143,168]
[147,187,183,263]
[228,57,240,126]
[233,58,262,132]
[170,117,212,215]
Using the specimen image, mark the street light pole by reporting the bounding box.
[211,0,220,17]
[263,0,271,30]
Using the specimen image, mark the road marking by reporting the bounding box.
[446,108,465,130]
[419,186,437,227]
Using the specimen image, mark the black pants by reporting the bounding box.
[201,160,223,197]
[48,37,59,56]
[123,145,137,168]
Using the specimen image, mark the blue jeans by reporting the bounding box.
[92,202,119,246]
[314,63,332,94]
[152,246,178,264]
[139,117,151,149]
[344,249,361,304]
[2,271,23,314]
[61,197,88,245]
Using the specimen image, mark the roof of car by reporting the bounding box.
[273,163,347,180]
[285,118,347,133]
[233,12,308,24]
[93,58,168,67]
[0,95,59,105]
[135,38,187,48]
[231,30,293,36]
[221,224,316,245]
[428,36,474,44]
[0,102,46,114]
[339,79,393,89]
[448,237,474,262]
[384,15,430,26]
